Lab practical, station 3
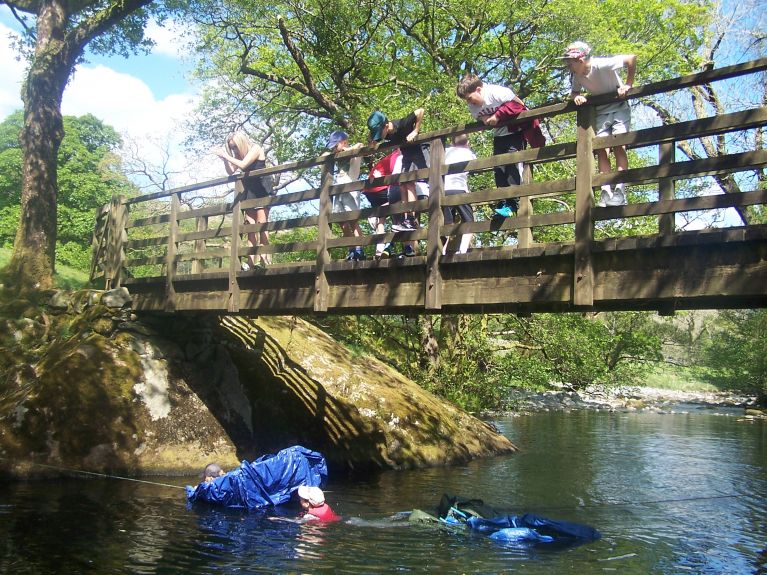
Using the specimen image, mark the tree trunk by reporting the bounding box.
[6,1,72,292]
[418,316,440,372]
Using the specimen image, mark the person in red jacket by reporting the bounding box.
[297,485,341,522]
[365,149,401,258]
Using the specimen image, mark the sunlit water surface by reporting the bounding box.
[1,410,765,574]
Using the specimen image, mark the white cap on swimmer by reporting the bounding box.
[297,485,325,506]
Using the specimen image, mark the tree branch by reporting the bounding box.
[3,2,37,37]
[276,15,341,117]
[64,0,154,62]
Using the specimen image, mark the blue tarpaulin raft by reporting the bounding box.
[185,445,327,510]
[436,494,601,545]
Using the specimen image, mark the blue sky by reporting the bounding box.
[0,8,194,102]
[0,8,220,188]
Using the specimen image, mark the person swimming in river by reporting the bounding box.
[297,485,341,523]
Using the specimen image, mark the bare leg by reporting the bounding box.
[244,210,258,268]
[370,211,387,255]
[255,207,271,265]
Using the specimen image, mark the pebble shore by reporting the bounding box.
[500,386,763,416]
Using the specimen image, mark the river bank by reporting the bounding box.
[502,385,764,416]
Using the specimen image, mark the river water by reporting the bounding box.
[1,410,765,574]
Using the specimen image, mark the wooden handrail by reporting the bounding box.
[92,59,767,315]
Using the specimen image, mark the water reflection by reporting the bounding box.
[0,411,764,574]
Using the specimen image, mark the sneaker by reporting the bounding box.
[494,205,514,218]
[378,243,392,259]
[607,188,626,206]
[240,262,250,271]
[346,249,356,261]
[598,188,613,207]
[402,245,416,257]
[392,218,417,232]
[353,248,367,261]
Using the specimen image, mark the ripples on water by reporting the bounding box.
[0,411,764,574]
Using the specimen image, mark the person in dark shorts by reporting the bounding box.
[214,131,273,268]
[368,108,428,257]
[365,149,400,258]
[456,75,528,219]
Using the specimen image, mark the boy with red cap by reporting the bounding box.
[562,41,637,207]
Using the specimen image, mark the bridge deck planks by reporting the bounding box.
[123,226,767,314]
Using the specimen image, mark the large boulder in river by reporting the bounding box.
[210,315,514,470]
[0,289,515,479]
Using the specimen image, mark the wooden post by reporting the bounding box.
[165,193,179,312]
[228,197,242,313]
[517,165,533,248]
[315,157,334,313]
[89,202,109,285]
[105,195,127,289]
[115,198,128,288]
[658,141,675,235]
[573,105,595,308]
[192,215,208,275]
[426,138,445,311]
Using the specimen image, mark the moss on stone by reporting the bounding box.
[1,287,515,479]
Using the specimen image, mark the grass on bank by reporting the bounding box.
[642,363,719,393]
[0,246,91,290]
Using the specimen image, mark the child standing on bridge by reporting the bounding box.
[456,75,530,219]
[214,132,273,269]
[325,130,365,261]
[443,134,477,254]
[562,41,637,207]
[368,108,428,257]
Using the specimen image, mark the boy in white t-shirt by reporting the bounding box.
[457,74,528,218]
[443,134,476,254]
[563,41,637,207]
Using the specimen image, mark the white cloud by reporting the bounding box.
[0,16,218,190]
[0,22,25,118]
[144,19,189,59]
[63,64,197,136]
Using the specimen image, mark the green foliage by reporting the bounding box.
[189,0,710,156]
[701,309,767,403]
[0,246,89,290]
[497,312,663,390]
[316,310,668,410]
[0,111,137,269]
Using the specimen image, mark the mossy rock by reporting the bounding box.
[1,288,515,478]
[214,316,516,471]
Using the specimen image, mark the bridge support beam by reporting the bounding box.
[165,193,179,313]
[426,138,445,310]
[314,157,334,313]
[573,105,595,308]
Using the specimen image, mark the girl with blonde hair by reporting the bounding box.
[214,131,273,268]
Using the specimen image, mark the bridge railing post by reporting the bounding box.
[517,165,534,249]
[658,141,676,235]
[192,214,208,275]
[165,193,180,312]
[228,192,242,313]
[315,157,334,313]
[573,105,596,308]
[426,137,445,311]
[104,194,127,290]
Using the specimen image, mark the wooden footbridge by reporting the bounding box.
[91,59,767,315]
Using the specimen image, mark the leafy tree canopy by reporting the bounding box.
[0,110,137,268]
[188,0,710,158]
